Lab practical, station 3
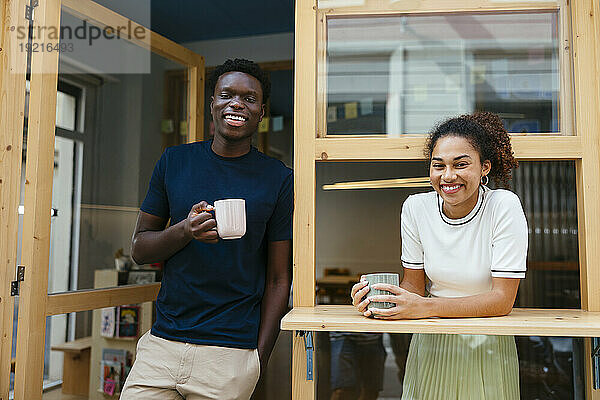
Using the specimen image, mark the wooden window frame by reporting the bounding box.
[289,0,600,399]
[1,0,205,398]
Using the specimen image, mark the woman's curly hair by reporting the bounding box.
[424,111,518,188]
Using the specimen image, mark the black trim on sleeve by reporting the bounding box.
[491,269,526,274]
[401,259,424,265]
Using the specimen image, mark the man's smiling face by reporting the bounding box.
[210,71,265,142]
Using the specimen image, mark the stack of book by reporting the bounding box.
[100,348,132,395]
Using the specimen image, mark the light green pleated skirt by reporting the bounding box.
[401,333,520,400]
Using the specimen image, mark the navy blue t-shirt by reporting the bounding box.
[140,140,293,349]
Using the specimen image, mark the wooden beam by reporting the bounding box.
[572,0,600,313]
[187,60,205,143]
[257,60,293,72]
[319,0,559,15]
[572,0,600,398]
[294,2,317,313]
[316,12,327,138]
[293,0,318,399]
[0,0,29,398]
[13,0,61,398]
[46,283,161,315]
[314,135,583,161]
[559,0,575,136]
[282,306,600,337]
[61,0,201,66]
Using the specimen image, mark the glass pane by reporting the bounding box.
[512,161,579,308]
[325,12,561,135]
[46,5,186,297]
[316,161,580,309]
[55,91,77,131]
[317,332,586,399]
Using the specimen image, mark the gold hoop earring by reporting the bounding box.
[481,175,489,186]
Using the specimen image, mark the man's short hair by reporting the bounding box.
[208,59,271,104]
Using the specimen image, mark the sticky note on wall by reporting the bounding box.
[161,119,174,134]
[272,116,284,132]
[258,117,270,133]
[327,106,337,122]
[344,102,358,119]
[360,98,373,115]
[471,64,486,84]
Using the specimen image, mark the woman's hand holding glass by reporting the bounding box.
[366,283,430,319]
[351,277,427,319]
[350,277,371,314]
[351,280,430,319]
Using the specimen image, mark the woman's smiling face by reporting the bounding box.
[429,135,491,219]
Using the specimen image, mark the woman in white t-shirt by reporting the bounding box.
[351,112,527,399]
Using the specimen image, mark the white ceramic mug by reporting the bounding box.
[213,199,246,239]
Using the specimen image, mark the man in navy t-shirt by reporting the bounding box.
[120,59,293,400]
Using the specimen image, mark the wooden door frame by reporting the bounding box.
[5,0,205,398]
[291,0,600,399]
[0,1,30,399]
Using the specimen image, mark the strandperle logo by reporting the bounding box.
[14,19,147,46]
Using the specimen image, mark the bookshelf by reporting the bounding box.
[88,269,153,399]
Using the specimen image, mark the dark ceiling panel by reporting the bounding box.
[150,0,294,42]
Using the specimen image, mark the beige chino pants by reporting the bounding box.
[120,331,260,400]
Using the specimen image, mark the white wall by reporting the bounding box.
[183,32,294,66]
[316,162,430,278]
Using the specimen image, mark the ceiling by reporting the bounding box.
[150,0,295,43]
[93,0,294,43]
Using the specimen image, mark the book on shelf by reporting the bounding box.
[100,307,116,337]
[100,360,121,395]
[101,348,132,393]
[127,270,157,285]
[116,305,140,338]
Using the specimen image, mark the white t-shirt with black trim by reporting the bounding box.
[401,186,528,298]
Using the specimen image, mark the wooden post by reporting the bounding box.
[187,56,205,143]
[293,0,317,399]
[13,0,61,397]
[572,0,600,398]
[0,0,29,398]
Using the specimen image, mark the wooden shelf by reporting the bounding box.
[101,336,138,342]
[51,336,92,353]
[281,306,600,337]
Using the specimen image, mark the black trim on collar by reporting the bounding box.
[437,186,486,226]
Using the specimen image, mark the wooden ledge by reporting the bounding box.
[46,283,161,316]
[51,336,92,353]
[281,305,600,337]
